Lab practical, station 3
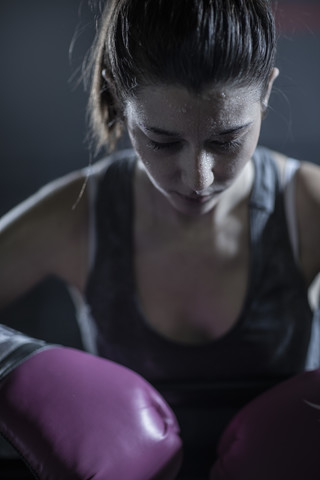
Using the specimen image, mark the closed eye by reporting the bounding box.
[146,139,182,152]
[146,138,242,153]
[208,139,242,152]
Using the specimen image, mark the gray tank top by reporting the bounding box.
[84,146,316,405]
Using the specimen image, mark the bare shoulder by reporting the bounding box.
[296,160,320,206]
[270,148,320,203]
[295,159,320,284]
[0,158,110,308]
[271,149,320,284]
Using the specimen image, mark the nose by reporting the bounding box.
[181,149,214,193]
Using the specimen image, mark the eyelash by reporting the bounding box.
[210,139,242,152]
[147,138,242,153]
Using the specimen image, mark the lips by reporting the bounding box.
[175,192,214,204]
[186,194,211,203]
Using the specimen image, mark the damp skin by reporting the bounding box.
[125,83,264,217]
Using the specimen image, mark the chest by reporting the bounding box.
[134,207,250,344]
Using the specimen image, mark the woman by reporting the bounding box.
[0,0,320,477]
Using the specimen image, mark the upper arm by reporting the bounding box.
[296,161,320,285]
[0,168,91,310]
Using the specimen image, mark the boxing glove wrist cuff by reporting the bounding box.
[0,324,52,381]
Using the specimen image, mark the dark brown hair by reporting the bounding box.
[86,0,276,153]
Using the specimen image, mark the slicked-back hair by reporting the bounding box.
[86,0,276,153]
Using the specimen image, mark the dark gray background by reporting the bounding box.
[0,0,319,346]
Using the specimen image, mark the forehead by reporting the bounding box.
[125,84,261,133]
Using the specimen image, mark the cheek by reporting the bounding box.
[142,157,177,189]
[128,127,176,185]
[214,132,260,183]
[213,155,246,184]
[128,126,153,165]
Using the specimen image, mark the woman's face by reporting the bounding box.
[125,83,265,216]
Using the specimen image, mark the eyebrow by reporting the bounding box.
[217,122,253,136]
[145,122,253,137]
[145,126,181,137]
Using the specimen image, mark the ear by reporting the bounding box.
[261,67,279,113]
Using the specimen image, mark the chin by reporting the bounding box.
[168,195,218,217]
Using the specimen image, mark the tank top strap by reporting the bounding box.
[248,147,285,293]
[283,158,301,263]
[94,151,136,285]
[250,147,279,217]
[85,151,138,346]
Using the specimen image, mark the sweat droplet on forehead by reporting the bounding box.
[126,84,262,139]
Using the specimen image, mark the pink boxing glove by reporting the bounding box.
[0,345,182,479]
[210,369,320,480]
